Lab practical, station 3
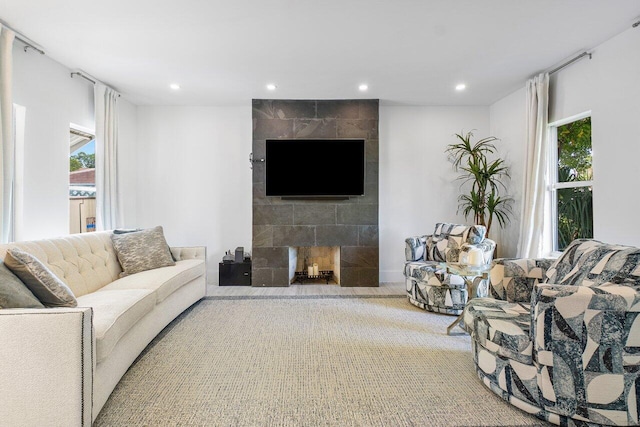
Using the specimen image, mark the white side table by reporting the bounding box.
[440,262,490,335]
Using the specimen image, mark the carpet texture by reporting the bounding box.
[95,296,547,426]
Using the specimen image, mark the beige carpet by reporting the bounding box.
[95,296,548,426]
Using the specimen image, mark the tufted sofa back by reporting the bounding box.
[0,231,122,297]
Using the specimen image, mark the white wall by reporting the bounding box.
[489,87,526,258]
[12,45,139,241]
[379,106,490,282]
[13,47,94,240]
[117,99,138,226]
[549,26,640,246]
[489,26,640,253]
[135,106,252,284]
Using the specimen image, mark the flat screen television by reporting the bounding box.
[265,138,365,197]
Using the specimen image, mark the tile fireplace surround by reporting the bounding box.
[252,99,379,287]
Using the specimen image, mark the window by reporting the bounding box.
[549,113,593,252]
[69,125,96,234]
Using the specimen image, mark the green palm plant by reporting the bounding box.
[445,131,514,237]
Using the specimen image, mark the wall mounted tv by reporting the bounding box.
[265,138,365,198]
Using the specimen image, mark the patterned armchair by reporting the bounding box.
[463,239,640,426]
[404,222,496,315]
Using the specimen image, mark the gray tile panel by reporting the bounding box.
[293,119,337,138]
[293,205,336,225]
[272,226,316,247]
[358,226,379,246]
[253,205,293,225]
[337,204,378,225]
[315,225,358,246]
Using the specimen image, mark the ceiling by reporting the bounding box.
[2,0,639,106]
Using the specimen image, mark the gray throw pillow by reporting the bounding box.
[113,227,177,261]
[113,228,142,234]
[4,249,77,308]
[111,225,176,277]
[0,261,44,309]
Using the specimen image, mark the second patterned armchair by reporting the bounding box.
[462,238,640,426]
[404,222,496,315]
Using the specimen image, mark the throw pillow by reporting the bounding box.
[0,261,44,309]
[111,225,176,277]
[4,249,77,308]
[113,228,142,234]
[113,227,177,261]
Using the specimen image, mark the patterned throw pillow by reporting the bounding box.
[0,261,44,309]
[433,223,486,245]
[111,226,176,277]
[4,249,77,308]
[428,224,484,263]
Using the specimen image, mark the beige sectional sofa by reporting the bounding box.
[0,230,207,426]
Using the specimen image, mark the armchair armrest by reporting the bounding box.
[488,257,554,302]
[405,235,430,262]
[531,283,638,421]
[0,307,93,426]
[170,246,207,261]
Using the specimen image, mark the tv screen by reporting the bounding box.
[265,139,365,197]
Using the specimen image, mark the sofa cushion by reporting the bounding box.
[5,249,77,308]
[463,298,533,364]
[76,289,156,362]
[404,260,443,282]
[98,259,205,303]
[111,226,175,277]
[426,236,449,262]
[0,261,44,308]
[405,261,468,314]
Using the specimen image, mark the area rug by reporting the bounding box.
[95,296,547,426]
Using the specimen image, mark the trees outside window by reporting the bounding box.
[549,115,593,251]
[70,151,95,171]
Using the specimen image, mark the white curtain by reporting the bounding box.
[516,73,550,258]
[95,83,122,230]
[0,25,15,243]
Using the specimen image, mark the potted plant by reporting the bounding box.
[445,130,514,238]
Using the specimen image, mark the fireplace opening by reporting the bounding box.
[288,246,340,285]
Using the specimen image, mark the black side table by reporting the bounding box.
[219,261,251,286]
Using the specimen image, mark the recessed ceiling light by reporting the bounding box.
[266,84,277,91]
[455,83,466,91]
[359,84,368,91]
[169,83,180,90]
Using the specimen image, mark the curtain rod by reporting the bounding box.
[71,71,96,84]
[70,71,121,97]
[548,51,592,75]
[0,20,45,55]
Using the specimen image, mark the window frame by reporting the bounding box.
[547,111,593,255]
